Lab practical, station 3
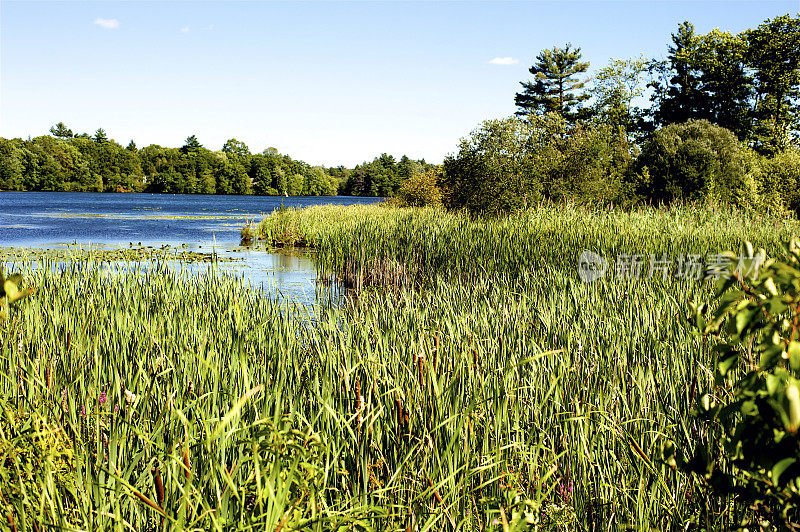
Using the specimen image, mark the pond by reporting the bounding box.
[0,191,383,304]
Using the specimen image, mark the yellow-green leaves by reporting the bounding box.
[0,268,34,321]
[788,381,800,433]
[789,342,800,372]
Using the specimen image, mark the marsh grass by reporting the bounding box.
[2,204,799,530]
[3,261,721,531]
[254,203,800,289]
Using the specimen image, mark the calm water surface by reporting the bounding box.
[0,192,382,303]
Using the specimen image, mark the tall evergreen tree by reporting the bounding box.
[49,122,73,139]
[181,135,202,154]
[650,21,704,127]
[745,14,800,154]
[691,29,753,140]
[93,128,108,144]
[514,43,590,122]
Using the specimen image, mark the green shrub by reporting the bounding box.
[441,115,633,215]
[759,148,800,214]
[670,241,800,528]
[635,119,752,207]
[394,167,442,207]
[537,118,632,204]
[441,117,542,215]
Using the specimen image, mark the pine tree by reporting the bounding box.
[745,14,800,154]
[515,43,590,122]
[49,122,73,139]
[93,128,108,144]
[181,135,202,154]
[650,22,704,127]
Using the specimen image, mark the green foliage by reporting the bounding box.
[49,122,73,139]
[441,116,632,214]
[759,148,800,214]
[690,29,753,141]
[745,14,800,154]
[340,153,434,197]
[653,25,753,140]
[394,167,442,207]
[634,119,752,206]
[441,118,541,215]
[0,268,33,321]
[650,21,705,129]
[181,135,202,153]
[649,15,799,151]
[515,43,591,122]
[0,408,77,529]
[93,128,108,144]
[0,132,353,196]
[590,56,650,140]
[672,241,800,528]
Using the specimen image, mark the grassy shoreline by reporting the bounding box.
[248,203,800,288]
[2,204,799,529]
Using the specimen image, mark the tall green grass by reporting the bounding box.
[3,261,724,530]
[253,203,799,288]
[3,204,798,530]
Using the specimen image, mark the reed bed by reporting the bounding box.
[253,203,800,288]
[2,261,722,531]
[2,204,798,530]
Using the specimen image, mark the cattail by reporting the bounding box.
[395,397,408,438]
[151,466,165,509]
[182,445,192,479]
[417,351,425,388]
[433,333,440,373]
[427,478,456,528]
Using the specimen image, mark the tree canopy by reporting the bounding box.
[0,127,430,197]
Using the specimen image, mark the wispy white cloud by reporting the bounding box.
[181,26,190,33]
[488,57,519,66]
[202,24,214,31]
[94,18,120,30]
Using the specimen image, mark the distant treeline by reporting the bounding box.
[0,130,434,196]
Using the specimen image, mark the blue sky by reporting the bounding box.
[1,1,796,167]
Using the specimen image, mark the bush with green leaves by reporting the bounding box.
[759,148,800,215]
[634,119,754,207]
[394,167,443,207]
[668,240,800,529]
[441,115,633,215]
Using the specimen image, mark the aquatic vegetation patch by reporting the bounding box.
[0,245,242,264]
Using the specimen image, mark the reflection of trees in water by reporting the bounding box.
[275,251,315,271]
